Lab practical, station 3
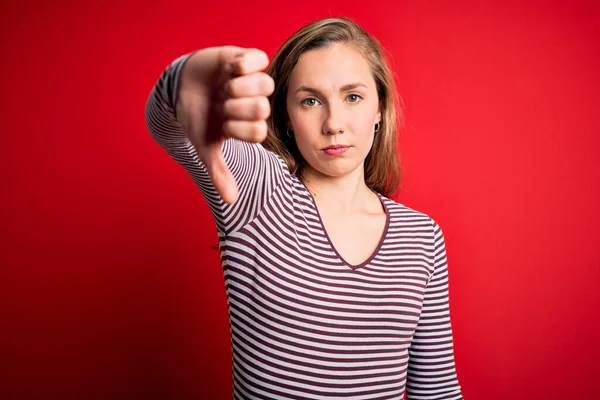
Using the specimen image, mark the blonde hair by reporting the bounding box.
[263,16,403,197]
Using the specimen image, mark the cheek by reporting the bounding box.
[285,109,312,148]
[353,113,377,139]
[294,131,317,156]
[289,108,314,130]
[288,110,319,145]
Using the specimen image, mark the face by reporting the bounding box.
[286,43,382,179]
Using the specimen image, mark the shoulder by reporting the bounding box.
[378,194,434,223]
[378,194,442,236]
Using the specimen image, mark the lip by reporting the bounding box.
[322,145,350,156]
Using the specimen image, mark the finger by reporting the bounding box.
[222,97,271,121]
[223,72,275,99]
[202,144,240,205]
[224,48,270,76]
[223,120,268,143]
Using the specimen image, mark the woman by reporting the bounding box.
[146,16,463,400]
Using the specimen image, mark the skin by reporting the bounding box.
[286,43,386,265]
[178,44,387,265]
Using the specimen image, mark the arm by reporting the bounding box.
[406,220,463,400]
[145,53,286,234]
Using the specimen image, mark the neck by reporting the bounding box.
[300,165,374,214]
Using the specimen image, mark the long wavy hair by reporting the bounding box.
[263,16,403,197]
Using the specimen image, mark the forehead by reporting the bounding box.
[288,43,375,90]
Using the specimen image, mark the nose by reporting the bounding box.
[322,103,345,135]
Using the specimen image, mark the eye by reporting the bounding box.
[347,93,363,103]
[301,97,320,107]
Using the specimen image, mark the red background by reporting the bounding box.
[1,0,599,399]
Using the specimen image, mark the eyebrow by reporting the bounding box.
[294,83,368,95]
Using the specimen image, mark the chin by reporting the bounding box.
[311,160,363,179]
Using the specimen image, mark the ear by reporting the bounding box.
[376,109,382,124]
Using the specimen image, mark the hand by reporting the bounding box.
[176,46,275,204]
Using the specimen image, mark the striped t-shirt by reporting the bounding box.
[145,53,463,400]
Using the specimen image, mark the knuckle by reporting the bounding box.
[222,80,234,97]
[222,120,234,135]
[255,97,270,119]
[224,78,241,98]
[222,99,233,117]
[253,120,268,140]
[261,74,275,93]
[238,58,250,75]
[253,99,263,118]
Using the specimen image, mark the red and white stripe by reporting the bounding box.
[145,53,463,400]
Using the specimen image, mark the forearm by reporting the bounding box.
[144,52,286,234]
[406,220,463,400]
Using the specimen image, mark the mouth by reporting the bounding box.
[322,145,350,156]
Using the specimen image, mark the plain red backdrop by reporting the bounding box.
[1,0,599,399]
